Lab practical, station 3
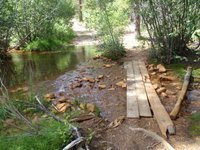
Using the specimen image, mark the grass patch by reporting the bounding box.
[166,64,186,78]
[189,113,200,136]
[0,118,72,150]
[166,64,200,79]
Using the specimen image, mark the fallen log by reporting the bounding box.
[170,67,193,119]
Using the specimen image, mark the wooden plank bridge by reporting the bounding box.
[125,61,175,137]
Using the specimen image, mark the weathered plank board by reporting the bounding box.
[126,61,139,118]
[138,61,175,137]
[132,61,152,117]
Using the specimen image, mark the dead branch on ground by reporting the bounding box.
[170,66,193,119]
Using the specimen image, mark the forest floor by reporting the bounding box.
[67,20,200,150]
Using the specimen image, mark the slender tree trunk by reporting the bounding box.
[79,0,83,21]
[133,2,141,37]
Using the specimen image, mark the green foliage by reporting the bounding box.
[101,40,126,60]
[189,113,200,136]
[25,39,62,51]
[166,63,200,79]
[0,0,15,58]
[0,0,75,54]
[138,0,200,63]
[24,24,75,51]
[0,118,73,150]
[0,105,8,120]
[84,0,130,60]
[166,64,186,78]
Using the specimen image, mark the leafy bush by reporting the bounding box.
[24,23,75,51]
[0,118,73,150]
[84,0,130,60]
[139,0,200,63]
[101,39,126,60]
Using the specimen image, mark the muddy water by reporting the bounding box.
[0,45,97,90]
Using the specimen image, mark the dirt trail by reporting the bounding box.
[68,21,200,150]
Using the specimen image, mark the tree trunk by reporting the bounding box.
[133,2,141,37]
[79,0,83,21]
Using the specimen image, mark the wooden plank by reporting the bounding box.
[132,61,152,117]
[126,61,139,118]
[139,61,175,137]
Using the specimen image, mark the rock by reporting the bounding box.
[88,78,95,83]
[95,78,100,82]
[93,55,101,60]
[157,64,167,73]
[187,90,200,101]
[148,66,155,72]
[98,75,104,79]
[99,84,106,89]
[80,103,86,110]
[83,77,95,83]
[116,81,127,88]
[57,96,68,103]
[148,64,155,68]
[150,72,157,75]
[56,102,71,113]
[44,93,56,101]
[86,103,96,112]
[166,90,176,95]
[72,82,82,89]
[108,87,115,91]
[156,87,166,94]
[161,92,168,98]
[176,86,182,90]
[58,92,65,96]
[153,84,159,90]
[103,64,112,68]
[159,75,175,81]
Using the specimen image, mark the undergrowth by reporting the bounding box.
[189,113,200,136]
[166,64,200,79]
[24,27,75,51]
[0,118,72,150]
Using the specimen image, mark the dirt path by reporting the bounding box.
[71,19,99,46]
[67,21,200,150]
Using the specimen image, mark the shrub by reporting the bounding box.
[139,0,200,63]
[84,0,130,60]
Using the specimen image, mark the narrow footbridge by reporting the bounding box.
[125,61,175,137]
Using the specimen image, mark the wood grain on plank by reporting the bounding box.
[139,61,175,136]
[127,61,139,118]
[133,61,152,117]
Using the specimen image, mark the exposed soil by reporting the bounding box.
[40,20,198,150]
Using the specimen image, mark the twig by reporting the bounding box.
[35,96,63,123]
[35,96,89,150]
[62,137,84,150]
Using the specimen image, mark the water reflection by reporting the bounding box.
[0,45,97,88]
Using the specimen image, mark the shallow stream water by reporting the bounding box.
[0,45,97,91]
